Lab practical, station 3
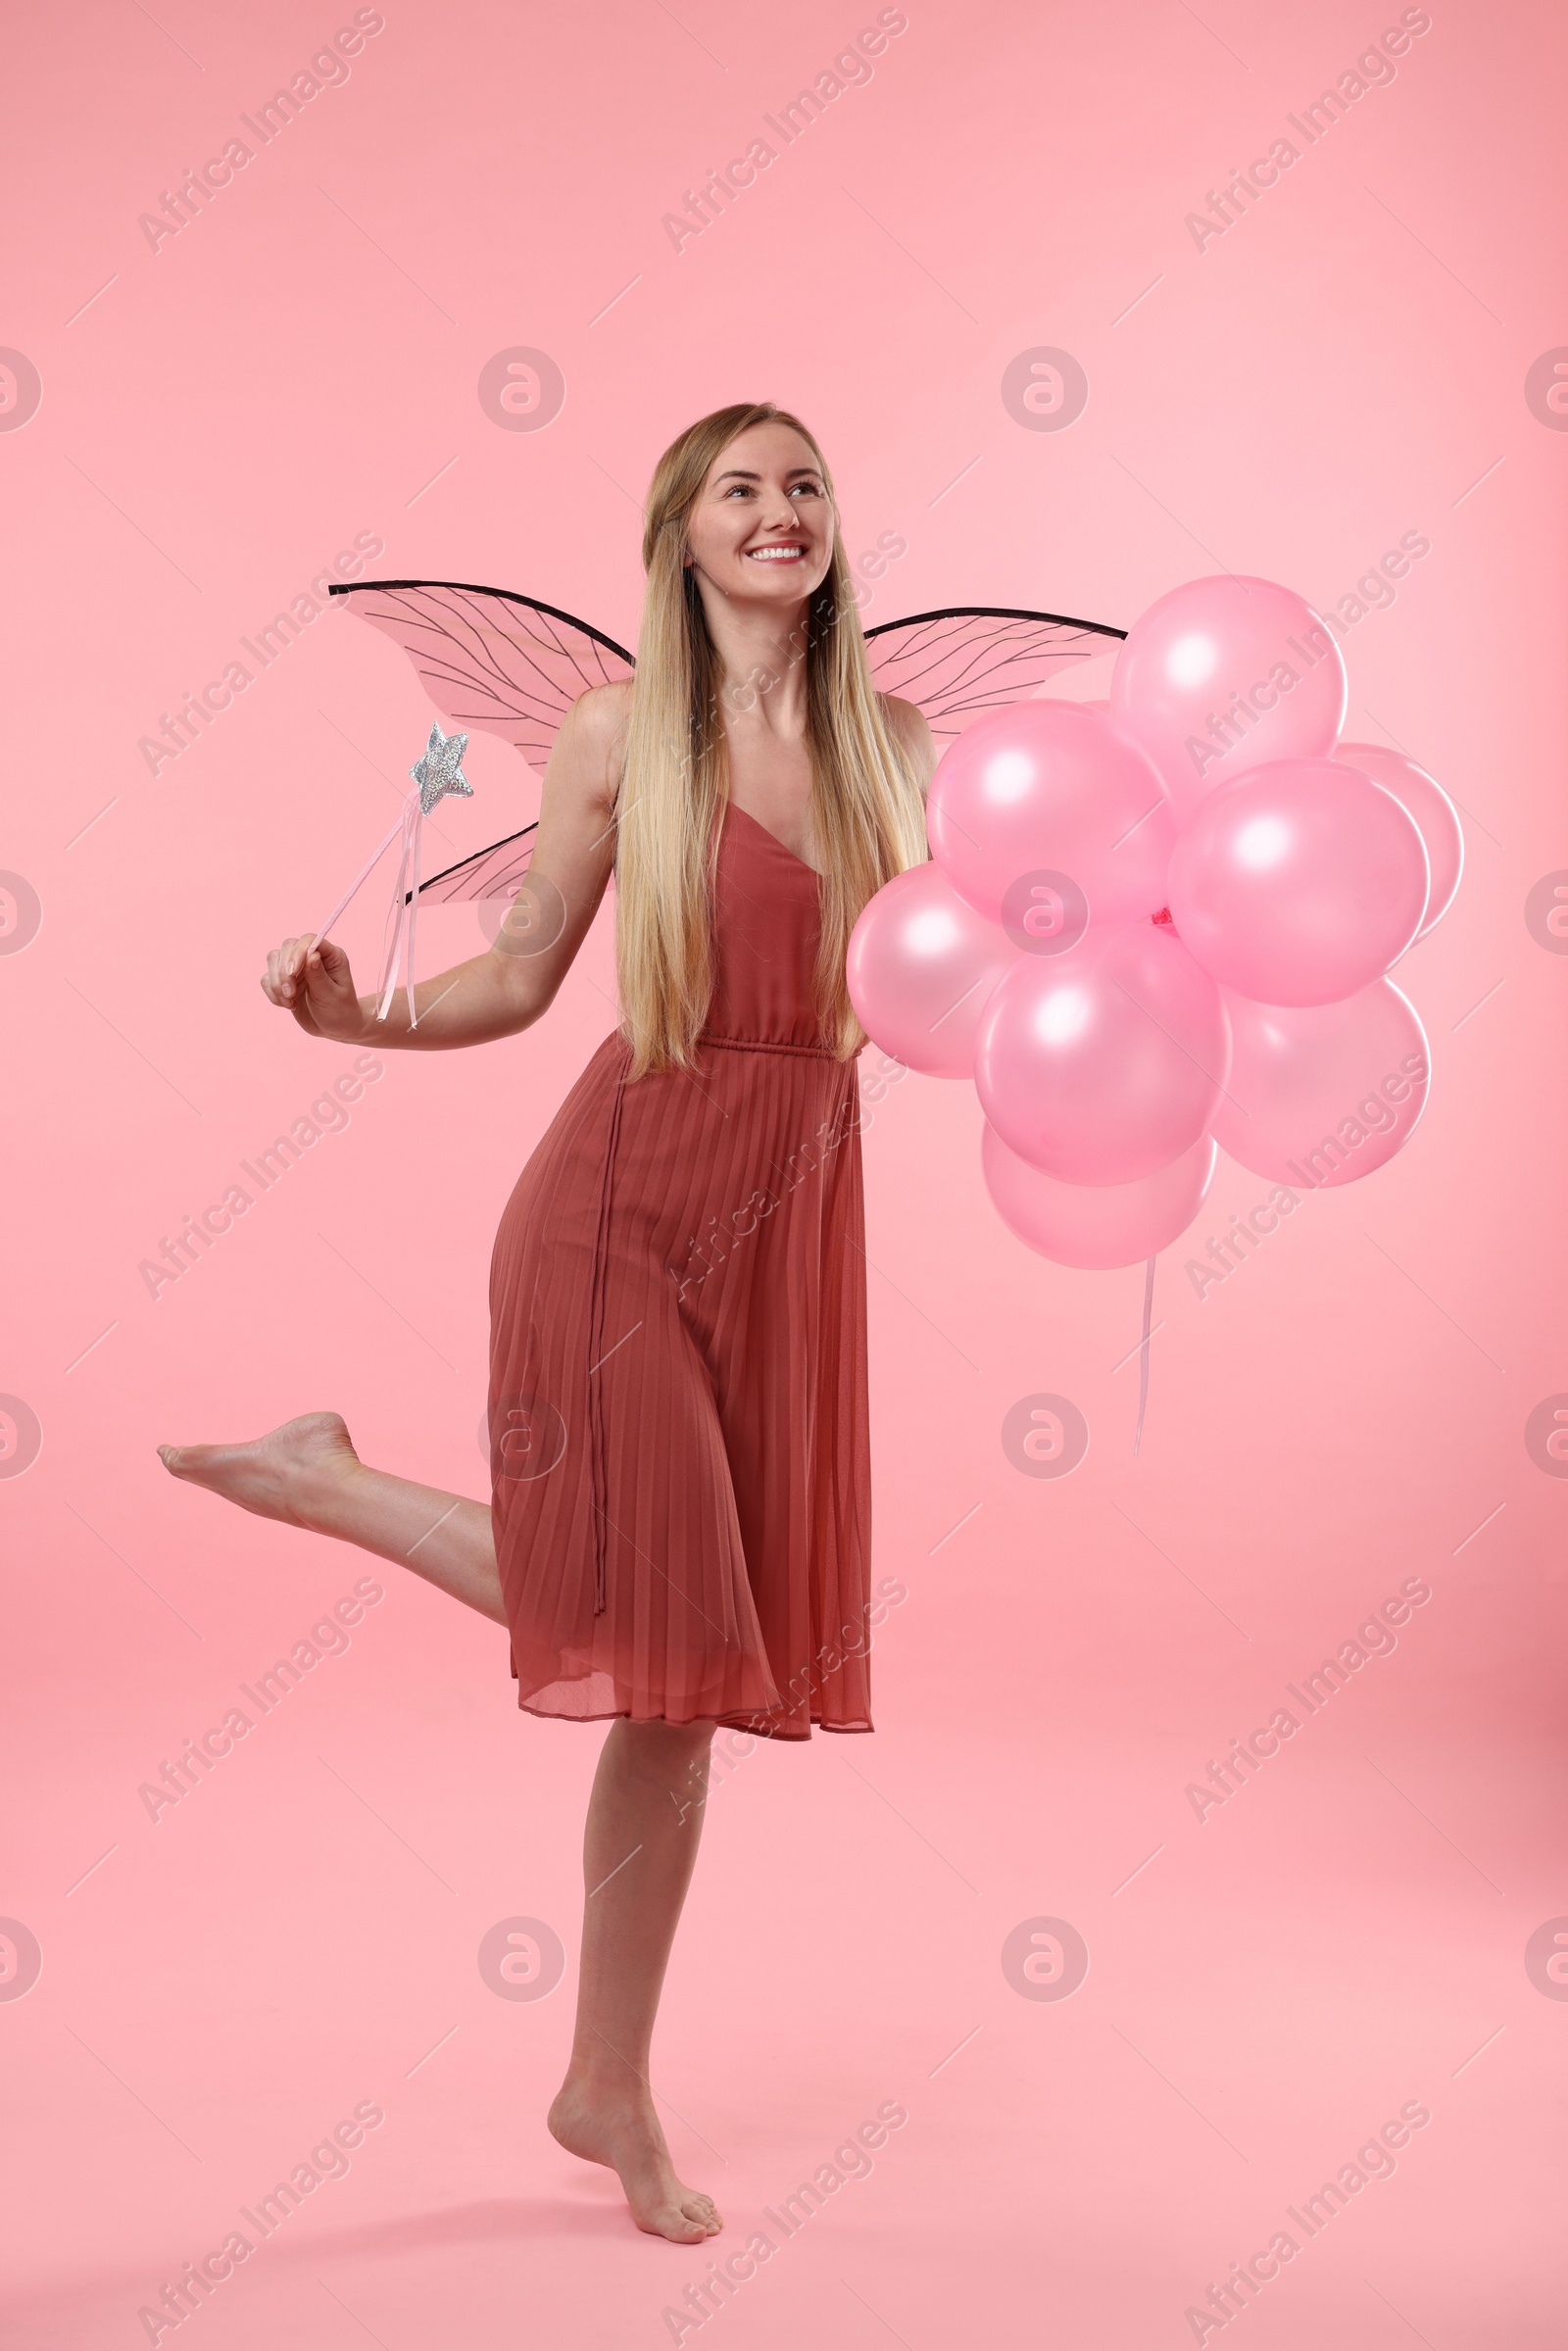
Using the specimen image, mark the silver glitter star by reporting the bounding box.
[410,721,473,814]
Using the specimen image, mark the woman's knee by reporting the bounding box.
[613,1716,715,1768]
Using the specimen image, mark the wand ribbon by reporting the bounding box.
[312,721,472,1029]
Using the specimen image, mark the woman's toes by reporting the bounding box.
[643,2207,708,2243]
[154,1414,360,1525]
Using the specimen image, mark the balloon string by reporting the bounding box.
[1133,1254,1155,1456]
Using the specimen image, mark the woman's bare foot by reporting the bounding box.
[157,1411,361,1530]
[548,2075,721,2243]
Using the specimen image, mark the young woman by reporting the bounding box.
[159,402,936,2243]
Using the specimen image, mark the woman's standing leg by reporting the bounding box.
[548,1719,723,2240]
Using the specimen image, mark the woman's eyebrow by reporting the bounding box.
[711,465,823,484]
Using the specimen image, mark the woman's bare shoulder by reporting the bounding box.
[567,678,635,744]
[547,680,633,811]
[880,692,939,792]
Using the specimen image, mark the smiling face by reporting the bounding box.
[682,419,837,609]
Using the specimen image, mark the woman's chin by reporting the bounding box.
[729,561,824,603]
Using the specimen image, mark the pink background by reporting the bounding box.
[3,0,1565,2343]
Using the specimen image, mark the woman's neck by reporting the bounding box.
[694,578,813,733]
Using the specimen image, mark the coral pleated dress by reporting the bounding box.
[487,801,873,1739]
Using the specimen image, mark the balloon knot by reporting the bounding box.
[1151,906,1174,927]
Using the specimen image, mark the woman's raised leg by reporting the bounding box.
[157,1411,505,1622]
[548,1717,723,2241]
[160,1415,722,2242]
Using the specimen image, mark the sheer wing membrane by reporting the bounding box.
[328,578,635,903]
[863,606,1126,743]
[328,578,635,766]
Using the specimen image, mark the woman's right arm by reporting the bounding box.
[264,682,630,1050]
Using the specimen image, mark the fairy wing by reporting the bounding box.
[328,578,635,762]
[330,588,1126,900]
[406,602,1127,900]
[862,605,1125,742]
[409,822,540,905]
[329,577,635,901]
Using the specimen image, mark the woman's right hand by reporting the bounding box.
[262,935,368,1041]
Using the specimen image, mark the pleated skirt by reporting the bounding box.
[487,1026,875,1739]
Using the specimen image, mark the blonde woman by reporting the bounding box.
[160,404,937,2243]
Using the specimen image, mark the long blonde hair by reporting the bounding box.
[614,402,928,1079]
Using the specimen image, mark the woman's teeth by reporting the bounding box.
[747,546,804,561]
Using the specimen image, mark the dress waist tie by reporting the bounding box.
[586,1056,630,1616]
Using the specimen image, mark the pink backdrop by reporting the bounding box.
[3,1,1564,2344]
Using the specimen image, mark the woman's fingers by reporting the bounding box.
[304,940,364,1038]
[314,937,352,986]
[259,933,364,1043]
[261,936,319,1007]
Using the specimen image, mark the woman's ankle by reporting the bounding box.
[556,2051,653,2110]
[291,1446,367,1537]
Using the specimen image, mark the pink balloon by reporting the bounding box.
[1208,981,1430,1189]
[846,862,1017,1077]
[1168,759,1428,1006]
[975,921,1230,1185]
[1111,575,1348,821]
[983,1123,1217,1270]
[927,702,1175,950]
[1334,743,1463,941]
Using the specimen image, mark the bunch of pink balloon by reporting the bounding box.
[847,575,1462,1270]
